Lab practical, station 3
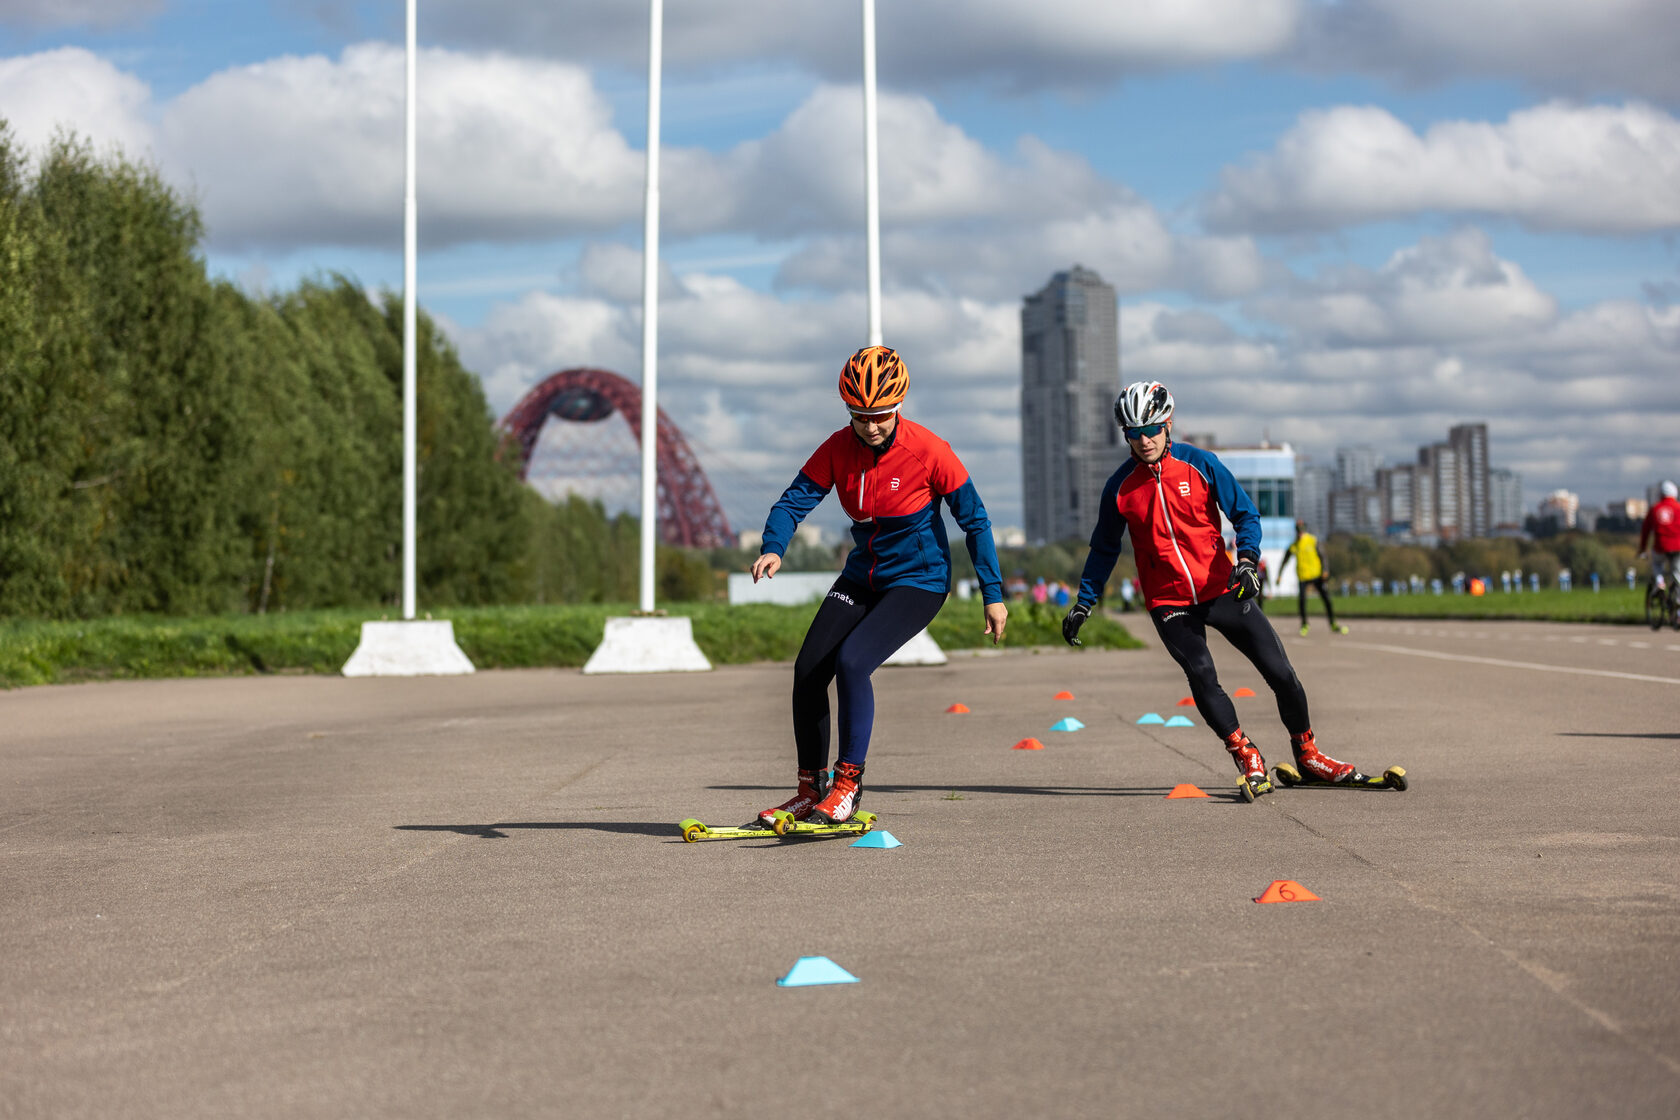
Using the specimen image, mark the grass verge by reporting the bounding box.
[0,597,1141,689]
[1262,586,1650,625]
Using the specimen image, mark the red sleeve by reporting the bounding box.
[926,436,970,496]
[800,431,843,489]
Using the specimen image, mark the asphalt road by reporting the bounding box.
[3,617,1677,1119]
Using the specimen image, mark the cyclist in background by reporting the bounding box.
[1276,520,1347,636]
[1639,480,1680,591]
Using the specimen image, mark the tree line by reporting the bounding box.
[0,127,718,618]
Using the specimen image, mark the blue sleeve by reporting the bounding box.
[760,471,829,556]
[1077,470,1129,607]
[943,479,1004,604]
[1199,449,1262,558]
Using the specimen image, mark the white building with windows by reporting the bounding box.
[1204,442,1300,596]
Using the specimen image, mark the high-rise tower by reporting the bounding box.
[1020,266,1121,544]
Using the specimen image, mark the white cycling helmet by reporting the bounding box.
[1663,480,1677,499]
[1114,381,1174,429]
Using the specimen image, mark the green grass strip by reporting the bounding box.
[1263,586,1650,625]
[0,597,1141,689]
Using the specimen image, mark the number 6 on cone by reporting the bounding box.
[1254,879,1320,904]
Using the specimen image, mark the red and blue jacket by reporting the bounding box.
[1076,442,1261,611]
[761,418,1004,604]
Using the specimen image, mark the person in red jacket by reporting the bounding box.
[1061,380,1377,799]
[1640,480,1680,590]
[751,346,1008,826]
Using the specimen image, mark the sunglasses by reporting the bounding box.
[1123,423,1166,440]
[850,410,897,423]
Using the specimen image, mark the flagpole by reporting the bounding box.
[862,0,882,346]
[401,0,419,620]
[638,0,663,613]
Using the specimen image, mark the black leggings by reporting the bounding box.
[1297,577,1338,626]
[1150,591,1309,741]
[792,578,946,771]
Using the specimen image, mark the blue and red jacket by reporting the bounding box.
[1076,442,1261,611]
[761,418,1004,604]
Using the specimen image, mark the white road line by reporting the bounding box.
[1597,639,1619,646]
[1629,642,1650,649]
[1342,642,1680,686]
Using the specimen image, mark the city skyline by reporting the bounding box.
[2,3,1675,535]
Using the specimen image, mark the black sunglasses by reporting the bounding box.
[1123,423,1166,440]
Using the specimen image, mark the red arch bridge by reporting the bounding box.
[498,368,733,549]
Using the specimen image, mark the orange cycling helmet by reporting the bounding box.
[838,345,909,415]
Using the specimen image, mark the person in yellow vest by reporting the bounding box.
[1275,521,1348,636]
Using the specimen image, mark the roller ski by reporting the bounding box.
[1225,731,1273,802]
[1272,730,1407,791]
[677,811,877,843]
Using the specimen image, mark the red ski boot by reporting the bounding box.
[1290,729,1356,784]
[1224,730,1273,801]
[806,761,863,824]
[755,769,828,827]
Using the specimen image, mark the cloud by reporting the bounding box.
[0,0,161,30]
[1248,229,1557,347]
[1205,101,1680,235]
[0,47,154,159]
[424,0,1301,89]
[157,44,644,250]
[1297,0,1680,103]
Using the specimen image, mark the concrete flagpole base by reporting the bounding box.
[882,627,946,666]
[582,616,712,675]
[342,620,476,677]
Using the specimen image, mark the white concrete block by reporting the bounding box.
[882,627,946,666]
[342,620,476,677]
[582,616,713,675]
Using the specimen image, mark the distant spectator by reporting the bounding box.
[1119,577,1137,612]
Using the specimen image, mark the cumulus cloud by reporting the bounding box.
[0,47,154,158]
[1297,0,1680,103]
[425,0,1300,88]
[1248,229,1557,347]
[157,44,644,250]
[1205,101,1680,235]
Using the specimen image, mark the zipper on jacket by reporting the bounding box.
[1153,464,1199,605]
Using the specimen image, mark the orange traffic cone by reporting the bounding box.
[1165,784,1209,799]
[1232,687,1256,698]
[1254,880,1321,904]
[1176,697,1196,707]
[946,703,970,713]
[1012,738,1045,751]
[1053,690,1075,701]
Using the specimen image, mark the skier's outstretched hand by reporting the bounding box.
[984,602,1008,645]
[751,553,781,583]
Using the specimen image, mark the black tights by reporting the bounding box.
[1297,578,1338,627]
[791,578,946,770]
[1150,592,1309,741]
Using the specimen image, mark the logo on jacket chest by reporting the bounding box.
[1178,481,1191,496]
[891,478,900,491]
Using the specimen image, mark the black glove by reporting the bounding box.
[1062,602,1091,647]
[1229,554,1262,601]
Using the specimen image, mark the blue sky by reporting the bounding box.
[3,0,1677,537]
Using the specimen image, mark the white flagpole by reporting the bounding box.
[402,0,418,620]
[862,0,882,346]
[638,0,663,613]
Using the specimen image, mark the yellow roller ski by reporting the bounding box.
[678,810,877,843]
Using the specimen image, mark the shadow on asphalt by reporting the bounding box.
[1555,732,1680,740]
[395,822,675,839]
[709,783,1180,798]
